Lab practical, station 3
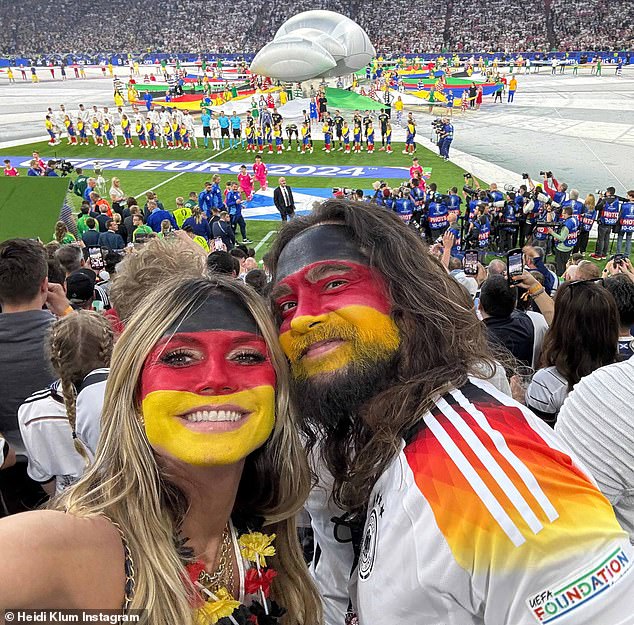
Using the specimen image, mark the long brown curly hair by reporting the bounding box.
[267,199,497,513]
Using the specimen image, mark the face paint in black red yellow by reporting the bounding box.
[273,224,400,379]
[140,294,275,466]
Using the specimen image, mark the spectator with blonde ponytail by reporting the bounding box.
[17,311,113,495]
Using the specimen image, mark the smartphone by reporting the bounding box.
[506,248,524,283]
[88,247,105,271]
[213,237,225,252]
[463,250,479,276]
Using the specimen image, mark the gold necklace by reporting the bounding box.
[197,526,235,596]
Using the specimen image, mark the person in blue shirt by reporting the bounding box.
[146,203,177,233]
[470,208,491,262]
[410,179,426,225]
[229,111,241,149]
[182,206,212,241]
[198,181,214,218]
[562,189,584,216]
[439,118,453,160]
[44,161,59,177]
[445,91,454,116]
[447,187,462,220]
[143,91,153,112]
[393,187,414,225]
[226,181,251,243]
[210,174,225,210]
[617,190,634,257]
[309,99,318,128]
[594,187,621,259]
[217,111,230,148]
[201,109,211,148]
[427,193,449,240]
[575,196,597,255]
[498,199,519,252]
[446,212,463,258]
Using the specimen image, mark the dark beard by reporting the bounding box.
[291,352,399,485]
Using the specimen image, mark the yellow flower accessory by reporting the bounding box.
[196,587,241,625]
[238,532,277,567]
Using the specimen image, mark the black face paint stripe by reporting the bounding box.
[275,224,368,281]
[165,291,259,336]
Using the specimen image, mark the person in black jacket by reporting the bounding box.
[211,211,236,250]
[81,218,101,247]
[273,178,296,222]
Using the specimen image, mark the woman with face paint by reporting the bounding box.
[0,276,321,625]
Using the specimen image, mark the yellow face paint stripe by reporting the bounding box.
[279,305,400,377]
[141,386,275,466]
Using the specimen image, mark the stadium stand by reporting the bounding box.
[0,0,631,55]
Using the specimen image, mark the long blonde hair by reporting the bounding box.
[585,193,596,211]
[54,276,321,625]
[48,311,114,463]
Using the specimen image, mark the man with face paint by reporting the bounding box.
[140,292,276,467]
[268,199,634,625]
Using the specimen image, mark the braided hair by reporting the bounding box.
[48,311,114,462]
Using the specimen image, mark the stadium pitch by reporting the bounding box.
[0,138,466,256]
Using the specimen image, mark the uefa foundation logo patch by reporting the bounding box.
[526,547,631,624]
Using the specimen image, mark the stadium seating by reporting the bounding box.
[0,0,631,55]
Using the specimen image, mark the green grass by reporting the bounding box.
[7,138,629,267]
[4,138,469,256]
[0,176,69,241]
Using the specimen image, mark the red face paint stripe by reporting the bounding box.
[140,330,276,400]
[274,261,392,333]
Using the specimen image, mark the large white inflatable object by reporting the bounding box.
[250,10,375,82]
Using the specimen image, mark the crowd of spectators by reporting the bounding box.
[0,0,631,56]
[1,194,633,534]
[551,0,634,52]
[447,0,550,53]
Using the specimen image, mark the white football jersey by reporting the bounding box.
[17,381,87,494]
[75,368,108,457]
[305,455,355,625]
[355,379,634,624]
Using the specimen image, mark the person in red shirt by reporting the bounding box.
[3,160,19,176]
[409,157,423,181]
[31,152,46,170]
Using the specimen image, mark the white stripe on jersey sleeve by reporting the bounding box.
[436,396,544,535]
[423,411,526,547]
[455,382,560,523]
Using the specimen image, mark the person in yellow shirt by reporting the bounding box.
[279,89,287,106]
[45,116,59,145]
[7,67,15,83]
[394,95,404,126]
[508,76,518,103]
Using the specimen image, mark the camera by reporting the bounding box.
[431,118,444,131]
[610,253,626,266]
[463,185,477,197]
[522,173,530,179]
[49,158,75,177]
[463,172,473,180]
[539,171,553,178]
[504,183,518,193]
[332,187,354,198]
[535,221,563,231]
